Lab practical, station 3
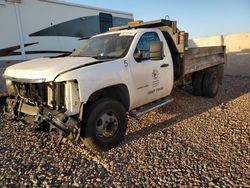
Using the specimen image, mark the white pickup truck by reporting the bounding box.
[3,19,226,151]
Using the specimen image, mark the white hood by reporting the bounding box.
[3,57,99,82]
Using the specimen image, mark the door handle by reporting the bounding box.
[160,64,169,68]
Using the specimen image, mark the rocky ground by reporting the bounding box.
[0,75,249,187]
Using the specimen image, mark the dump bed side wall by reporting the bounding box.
[183,46,226,75]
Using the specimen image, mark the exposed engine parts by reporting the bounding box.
[4,81,81,144]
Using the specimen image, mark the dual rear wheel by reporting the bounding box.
[193,69,220,98]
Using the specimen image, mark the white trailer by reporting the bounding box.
[0,0,133,91]
[0,0,133,61]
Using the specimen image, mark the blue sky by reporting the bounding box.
[67,0,250,38]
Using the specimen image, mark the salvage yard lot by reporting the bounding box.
[0,75,249,187]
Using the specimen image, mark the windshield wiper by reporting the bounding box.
[69,55,118,59]
[91,56,118,60]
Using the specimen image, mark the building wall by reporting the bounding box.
[189,32,250,76]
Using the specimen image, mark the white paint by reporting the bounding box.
[14,2,26,60]
[41,0,133,16]
[0,0,6,6]
[119,31,137,36]
[65,81,81,115]
[3,57,98,82]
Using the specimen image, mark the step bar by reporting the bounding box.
[130,97,174,118]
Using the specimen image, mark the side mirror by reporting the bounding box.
[134,49,142,62]
[150,41,163,60]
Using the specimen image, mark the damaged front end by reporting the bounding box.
[4,79,81,143]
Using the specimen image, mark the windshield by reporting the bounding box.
[70,33,134,59]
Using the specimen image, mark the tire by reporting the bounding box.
[192,71,204,96]
[202,70,219,98]
[82,98,127,151]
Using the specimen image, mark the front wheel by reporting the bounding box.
[82,98,127,151]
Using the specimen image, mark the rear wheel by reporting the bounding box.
[202,70,219,97]
[82,98,127,151]
[192,71,204,96]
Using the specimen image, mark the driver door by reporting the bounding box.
[130,32,171,109]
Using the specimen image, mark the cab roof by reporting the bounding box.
[109,19,178,32]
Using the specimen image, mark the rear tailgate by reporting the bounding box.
[183,46,226,75]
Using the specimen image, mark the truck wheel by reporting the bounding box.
[82,98,127,151]
[202,70,219,98]
[192,71,204,96]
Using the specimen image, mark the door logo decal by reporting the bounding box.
[152,69,160,87]
[152,69,159,80]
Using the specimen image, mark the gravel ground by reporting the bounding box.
[0,75,249,187]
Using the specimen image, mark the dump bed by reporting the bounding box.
[183,46,226,75]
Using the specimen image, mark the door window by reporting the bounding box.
[134,32,160,61]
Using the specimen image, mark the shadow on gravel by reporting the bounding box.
[0,97,6,113]
[125,75,250,144]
